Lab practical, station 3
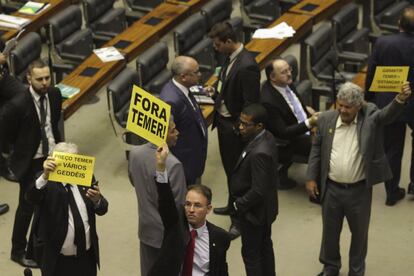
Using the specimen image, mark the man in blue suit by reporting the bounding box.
[365,6,414,206]
[159,56,208,185]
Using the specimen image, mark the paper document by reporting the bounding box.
[18,2,50,15]
[0,14,30,30]
[252,22,296,39]
[2,28,25,55]
[93,47,124,63]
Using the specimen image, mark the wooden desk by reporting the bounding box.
[166,0,208,13]
[107,3,189,62]
[0,0,70,41]
[289,0,352,24]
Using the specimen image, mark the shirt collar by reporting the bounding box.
[172,78,189,97]
[336,113,358,128]
[29,86,48,102]
[189,221,208,237]
[229,44,243,62]
[271,83,289,93]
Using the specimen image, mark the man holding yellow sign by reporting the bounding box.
[365,6,414,206]
[26,142,108,276]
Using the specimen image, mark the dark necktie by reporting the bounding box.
[39,95,49,156]
[188,93,206,137]
[182,229,197,276]
[66,184,86,256]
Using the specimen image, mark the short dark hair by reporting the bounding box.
[400,6,414,33]
[208,22,238,43]
[264,57,283,80]
[27,59,48,75]
[241,103,268,126]
[187,184,212,205]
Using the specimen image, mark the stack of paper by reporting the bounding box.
[0,14,30,30]
[18,1,50,15]
[252,22,296,39]
[93,47,124,63]
[56,83,80,99]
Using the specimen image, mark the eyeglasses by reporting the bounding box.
[279,67,292,75]
[238,120,256,128]
[186,68,201,75]
[184,202,207,210]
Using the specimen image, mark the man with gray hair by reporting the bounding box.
[159,56,208,185]
[306,82,411,276]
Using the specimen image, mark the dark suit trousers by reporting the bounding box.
[11,157,44,256]
[53,249,97,276]
[383,121,414,197]
[217,115,243,207]
[320,180,372,276]
[140,242,160,276]
[240,216,276,276]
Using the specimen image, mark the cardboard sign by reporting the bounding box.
[369,66,409,92]
[48,152,95,186]
[126,85,170,147]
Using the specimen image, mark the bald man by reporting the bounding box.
[159,56,208,186]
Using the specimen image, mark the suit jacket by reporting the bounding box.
[149,180,230,276]
[213,48,260,125]
[307,100,405,200]
[365,32,414,123]
[1,87,62,179]
[159,80,208,183]
[230,130,278,226]
[26,180,108,276]
[260,80,310,139]
[129,142,186,248]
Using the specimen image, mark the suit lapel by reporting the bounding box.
[233,133,262,172]
[207,222,216,273]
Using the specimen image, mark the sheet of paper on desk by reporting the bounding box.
[0,14,30,30]
[93,47,124,63]
[252,22,295,39]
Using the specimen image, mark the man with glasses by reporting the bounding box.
[230,103,278,276]
[1,59,62,268]
[159,56,208,186]
[261,57,319,190]
[150,144,231,276]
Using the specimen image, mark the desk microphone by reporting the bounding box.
[24,268,32,276]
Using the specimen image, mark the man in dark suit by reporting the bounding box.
[150,144,231,276]
[159,56,208,185]
[230,103,278,276]
[306,82,411,276]
[26,142,108,276]
[207,22,260,235]
[365,6,414,206]
[1,59,62,267]
[261,57,319,189]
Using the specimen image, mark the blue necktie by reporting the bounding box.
[285,87,306,123]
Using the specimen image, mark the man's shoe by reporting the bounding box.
[386,188,406,206]
[0,203,9,215]
[11,254,39,268]
[317,270,339,276]
[408,182,414,195]
[213,206,231,216]
[3,167,18,182]
[228,224,241,240]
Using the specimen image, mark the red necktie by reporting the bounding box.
[182,229,197,276]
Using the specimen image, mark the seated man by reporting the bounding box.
[261,57,319,190]
[149,144,231,276]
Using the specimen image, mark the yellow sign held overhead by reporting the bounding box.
[369,66,409,92]
[126,85,171,147]
[48,152,95,186]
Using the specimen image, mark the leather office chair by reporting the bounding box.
[48,5,93,82]
[332,3,369,72]
[174,13,215,82]
[372,0,409,33]
[9,32,42,82]
[82,0,127,47]
[122,0,163,26]
[107,67,146,159]
[201,0,232,29]
[136,42,172,96]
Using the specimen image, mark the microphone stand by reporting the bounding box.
[327,57,346,109]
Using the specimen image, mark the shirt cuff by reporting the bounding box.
[395,97,406,104]
[305,118,311,129]
[155,170,168,183]
[35,174,48,189]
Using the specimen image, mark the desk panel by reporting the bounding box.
[289,0,352,24]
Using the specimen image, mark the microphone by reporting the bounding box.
[326,55,346,82]
[24,268,32,276]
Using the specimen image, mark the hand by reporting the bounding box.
[42,157,57,179]
[203,86,215,97]
[86,183,102,204]
[309,112,321,127]
[306,106,316,115]
[156,143,169,172]
[305,180,319,199]
[396,82,411,103]
[0,53,6,65]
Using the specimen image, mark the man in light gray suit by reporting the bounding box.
[306,82,411,276]
[129,117,186,276]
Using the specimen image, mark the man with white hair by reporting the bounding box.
[26,142,108,276]
[306,82,411,276]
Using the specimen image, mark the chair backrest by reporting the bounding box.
[200,0,232,29]
[332,3,359,42]
[107,68,140,127]
[83,0,115,23]
[124,0,163,13]
[174,13,208,54]
[373,0,393,16]
[283,54,299,82]
[136,42,170,94]
[49,5,83,45]
[10,32,42,78]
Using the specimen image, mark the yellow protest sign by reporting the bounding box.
[48,152,95,186]
[369,66,409,92]
[126,85,170,147]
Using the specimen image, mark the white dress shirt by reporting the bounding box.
[189,222,210,276]
[36,176,91,256]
